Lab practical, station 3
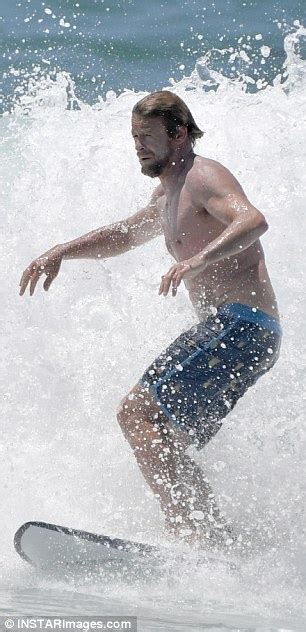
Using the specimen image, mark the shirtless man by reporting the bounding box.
[20,91,282,548]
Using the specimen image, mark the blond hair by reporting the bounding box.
[133,90,204,147]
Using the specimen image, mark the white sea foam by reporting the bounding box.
[0,26,305,628]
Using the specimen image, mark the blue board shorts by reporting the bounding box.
[139,303,282,450]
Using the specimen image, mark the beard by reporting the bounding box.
[140,154,170,178]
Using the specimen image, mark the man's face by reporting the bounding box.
[131,114,172,177]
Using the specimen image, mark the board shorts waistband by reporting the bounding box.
[217,302,282,336]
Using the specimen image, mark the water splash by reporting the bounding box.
[1,25,306,627]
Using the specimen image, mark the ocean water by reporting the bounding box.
[1,1,306,630]
[1,0,306,111]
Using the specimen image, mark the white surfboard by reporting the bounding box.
[14,521,164,571]
[14,521,237,575]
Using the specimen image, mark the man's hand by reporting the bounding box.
[159,254,207,297]
[19,245,63,296]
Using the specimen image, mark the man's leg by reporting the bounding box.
[117,383,233,545]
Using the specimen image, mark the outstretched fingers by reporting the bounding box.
[159,267,177,296]
[29,269,42,296]
[159,263,191,297]
[19,264,44,296]
[19,269,30,296]
[19,248,62,297]
[43,273,55,292]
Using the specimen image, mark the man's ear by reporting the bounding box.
[175,125,188,144]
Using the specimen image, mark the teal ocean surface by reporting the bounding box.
[1,0,305,111]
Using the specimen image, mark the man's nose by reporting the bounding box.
[134,137,144,151]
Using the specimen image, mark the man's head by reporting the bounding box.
[131,90,203,177]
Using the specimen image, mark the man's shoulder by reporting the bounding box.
[188,155,229,184]
[187,155,241,198]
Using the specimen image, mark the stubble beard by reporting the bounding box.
[140,154,170,178]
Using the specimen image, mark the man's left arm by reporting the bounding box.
[159,163,268,297]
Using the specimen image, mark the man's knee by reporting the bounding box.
[117,384,161,428]
[116,389,193,456]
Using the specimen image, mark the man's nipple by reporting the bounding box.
[176,232,185,245]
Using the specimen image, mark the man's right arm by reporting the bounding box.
[19,185,164,296]
[61,184,164,260]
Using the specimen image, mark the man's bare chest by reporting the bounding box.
[158,192,221,259]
